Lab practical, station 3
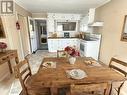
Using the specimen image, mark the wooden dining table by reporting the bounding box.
[26,57,126,95]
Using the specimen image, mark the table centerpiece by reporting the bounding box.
[64,46,80,64]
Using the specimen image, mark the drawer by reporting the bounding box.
[1,56,9,63]
[9,52,17,58]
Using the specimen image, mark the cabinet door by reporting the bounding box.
[88,8,95,24]
[69,39,78,48]
[48,39,53,52]
[76,39,80,50]
[58,39,64,50]
[59,39,68,50]
[85,42,99,60]
[53,39,59,52]
[48,39,59,52]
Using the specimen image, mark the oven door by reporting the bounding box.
[80,42,85,56]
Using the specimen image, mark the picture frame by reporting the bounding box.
[0,17,6,38]
[121,15,127,41]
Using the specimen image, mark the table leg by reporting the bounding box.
[50,87,58,95]
[7,60,13,74]
[15,56,19,64]
[105,82,112,95]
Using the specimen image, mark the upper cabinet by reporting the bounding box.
[80,8,103,32]
[88,8,96,24]
[80,8,95,26]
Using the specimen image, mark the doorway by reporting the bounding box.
[35,20,48,50]
[28,17,37,53]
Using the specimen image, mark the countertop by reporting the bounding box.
[48,37,80,39]
[48,37,99,42]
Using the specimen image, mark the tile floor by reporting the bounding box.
[0,50,56,95]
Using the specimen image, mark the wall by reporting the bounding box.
[0,3,32,81]
[95,0,127,94]
[32,13,47,18]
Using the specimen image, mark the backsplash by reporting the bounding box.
[48,31,80,37]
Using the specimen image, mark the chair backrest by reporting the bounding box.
[109,57,127,77]
[57,50,67,58]
[70,83,108,95]
[14,59,32,95]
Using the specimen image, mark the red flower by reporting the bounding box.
[64,46,80,57]
[0,42,7,49]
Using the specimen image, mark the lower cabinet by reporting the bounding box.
[48,38,79,52]
[48,39,59,52]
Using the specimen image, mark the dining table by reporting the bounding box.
[26,57,126,95]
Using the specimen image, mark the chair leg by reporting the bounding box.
[117,82,125,95]
[109,83,113,95]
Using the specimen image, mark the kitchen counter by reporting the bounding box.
[48,37,98,41]
[48,37,80,39]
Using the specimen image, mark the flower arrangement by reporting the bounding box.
[64,46,80,57]
[0,42,7,52]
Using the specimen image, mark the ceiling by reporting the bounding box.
[15,0,111,14]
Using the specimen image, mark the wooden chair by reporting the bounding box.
[57,50,67,58]
[14,59,50,95]
[69,83,109,95]
[109,57,127,95]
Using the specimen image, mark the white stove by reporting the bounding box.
[80,34,101,60]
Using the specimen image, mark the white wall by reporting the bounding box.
[0,3,32,81]
[95,0,127,94]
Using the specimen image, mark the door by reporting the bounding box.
[18,15,31,57]
[28,16,37,53]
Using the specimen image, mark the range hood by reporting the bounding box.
[88,21,104,26]
[87,8,104,27]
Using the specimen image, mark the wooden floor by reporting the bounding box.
[0,74,15,95]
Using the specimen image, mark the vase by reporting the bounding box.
[69,57,76,64]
